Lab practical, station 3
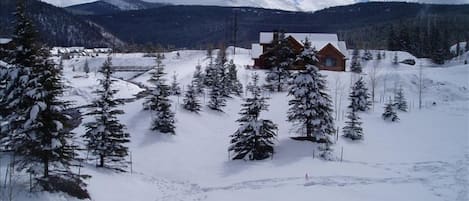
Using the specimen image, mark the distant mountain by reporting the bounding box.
[0,0,122,47]
[82,2,469,48]
[66,0,169,15]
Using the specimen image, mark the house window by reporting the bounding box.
[325,57,337,67]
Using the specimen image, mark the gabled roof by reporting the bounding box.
[0,38,12,45]
[258,32,348,57]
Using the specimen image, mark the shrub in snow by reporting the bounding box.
[144,54,176,134]
[229,73,277,160]
[382,99,399,122]
[394,86,408,112]
[84,57,130,170]
[183,83,202,113]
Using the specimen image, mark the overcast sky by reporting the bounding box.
[40,0,469,10]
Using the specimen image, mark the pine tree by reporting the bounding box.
[382,99,399,122]
[192,63,205,94]
[144,54,176,134]
[182,83,202,113]
[226,59,243,96]
[84,59,90,75]
[394,85,408,112]
[349,77,372,112]
[84,57,130,170]
[351,49,362,73]
[343,80,365,140]
[207,70,226,112]
[229,73,277,160]
[1,2,88,196]
[393,52,399,65]
[465,40,469,52]
[287,65,335,143]
[264,32,295,92]
[170,72,182,96]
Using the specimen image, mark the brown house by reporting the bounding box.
[252,32,348,71]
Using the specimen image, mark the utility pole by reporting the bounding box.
[232,9,238,56]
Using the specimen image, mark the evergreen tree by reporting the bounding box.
[465,40,469,52]
[207,70,226,112]
[170,72,182,96]
[351,49,362,73]
[393,85,408,112]
[264,32,295,92]
[192,63,205,94]
[229,73,277,160]
[393,52,399,65]
[84,59,90,74]
[342,106,364,140]
[84,57,130,170]
[349,77,372,112]
[287,65,335,143]
[144,54,176,134]
[182,83,202,113]
[382,99,399,122]
[362,49,373,60]
[343,79,365,140]
[1,2,88,196]
[226,59,243,96]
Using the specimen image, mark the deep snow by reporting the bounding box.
[2,48,468,201]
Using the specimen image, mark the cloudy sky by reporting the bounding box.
[40,0,469,11]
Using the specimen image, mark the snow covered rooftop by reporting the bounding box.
[251,44,263,59]
[258,32,348,56]
[0,38,12,44]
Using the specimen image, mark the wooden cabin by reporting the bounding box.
[252,32,348,71]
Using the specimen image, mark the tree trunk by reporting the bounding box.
[43,155,49,178]
[99,154,104,167]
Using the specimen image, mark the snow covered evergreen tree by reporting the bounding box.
[393,52,399,65]
[382,99,399,122]
[144,54,176,134]
[192,63,205,94]
[264,32,295,92]
[226,59,243,96]
[207,70,226,112]
[229,73,277,160]
[84,59,90,74]
[287,57,335,143]
[183,83,202,113]
[343,80,365,140]
[84,57,130,170]
[349,77,372,112]
[0,1,88,196]
[394,85,408,112]
[351,49,362,73]
[342,107,363,140]
[170,72,182,96]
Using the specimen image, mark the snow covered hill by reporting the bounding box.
[5,48,468,201]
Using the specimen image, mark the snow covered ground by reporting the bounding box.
[4,48,468,201]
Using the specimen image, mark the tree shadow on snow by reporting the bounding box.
[270,138,319,166]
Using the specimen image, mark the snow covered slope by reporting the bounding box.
[4,48,468,201]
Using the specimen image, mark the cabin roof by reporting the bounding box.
[258,32,347,57]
